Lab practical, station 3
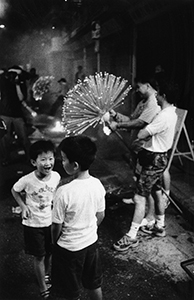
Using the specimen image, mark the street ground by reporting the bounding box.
[0,122,194,300]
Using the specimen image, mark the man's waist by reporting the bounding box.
[141,148,167,155]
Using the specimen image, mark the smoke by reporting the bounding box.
[0,0,9,18]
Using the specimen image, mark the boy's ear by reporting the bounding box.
[30,159,36,167]
[74,161,80,170]
[146,83,151,89]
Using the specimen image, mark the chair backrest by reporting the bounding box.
[166,108,188,169]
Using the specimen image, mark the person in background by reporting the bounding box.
[75,65,85,84]
[27,67,39,111]
[51,135,105,300]
[109,76,161,203]
[11,140,61,299]
[154,64,166,87]
[113,82,178,252]
[0,67,31,166]
[49,78,69,119]
[140,81,178,233]
[109,75,172,223]
[140,65,179,228]
[109,76,160,145]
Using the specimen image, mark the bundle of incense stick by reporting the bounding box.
[62,72,132,135]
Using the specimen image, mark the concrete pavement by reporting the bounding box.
[0,125,194,299]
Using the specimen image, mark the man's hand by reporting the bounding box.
[109,109,117,117]
[131,139,144,152]
[109,121,118,131]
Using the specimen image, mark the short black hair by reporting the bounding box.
[158,82,179,105]
[59,135,97,171]
[135,75,158,91]
[29,140,55,160]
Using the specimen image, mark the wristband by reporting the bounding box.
[117,122,121,129]
[113,112,118,121]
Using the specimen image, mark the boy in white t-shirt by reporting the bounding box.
[11,140,61,299]
[51,135,106,300]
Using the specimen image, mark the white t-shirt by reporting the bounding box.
[143,105,177,152]
[52,176,106,251]
[130,94,161,147]
[138,94,161,124]
[13,171,61,227]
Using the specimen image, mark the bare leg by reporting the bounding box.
[144,194,155,221]
[153,189,165,216]
[87,287,103,300]
[163,168,171,192]
[162,168,171,208]
[13,118,30,160]
[132,194,146,224]
[125,194,146,238]
[143,169,171,221]
[44,253,52,277]
[0,116,12,163]
[34,256,47,293]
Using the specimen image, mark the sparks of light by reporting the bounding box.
[31,111,37,117]
[51,121,65,132]
[103,125,111,136]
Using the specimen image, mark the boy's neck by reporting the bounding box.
[75,170,90,180]
[35,170,51,181]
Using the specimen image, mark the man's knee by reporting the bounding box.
[133,194,146,206]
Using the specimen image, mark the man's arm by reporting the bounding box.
[110,110,130,123]
[137,128,151,140]
[110,118,146,131]
[51,223,62,244]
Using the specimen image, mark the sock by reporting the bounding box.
[155,214,165,228]
[126,222,140,239]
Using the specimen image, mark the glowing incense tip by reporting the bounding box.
[103,125,111,136]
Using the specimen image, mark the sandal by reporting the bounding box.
[40,288,50,299]
[113,234,139,252]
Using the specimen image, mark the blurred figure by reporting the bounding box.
[75,65,85,84]
[49,78,69,119]
[154,64,166,89]
[0,118,7,139]
[0,67,31,166]
[27,67,39,111]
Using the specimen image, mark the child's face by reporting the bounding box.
[61,151,77,175]
[31,151,55,177]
